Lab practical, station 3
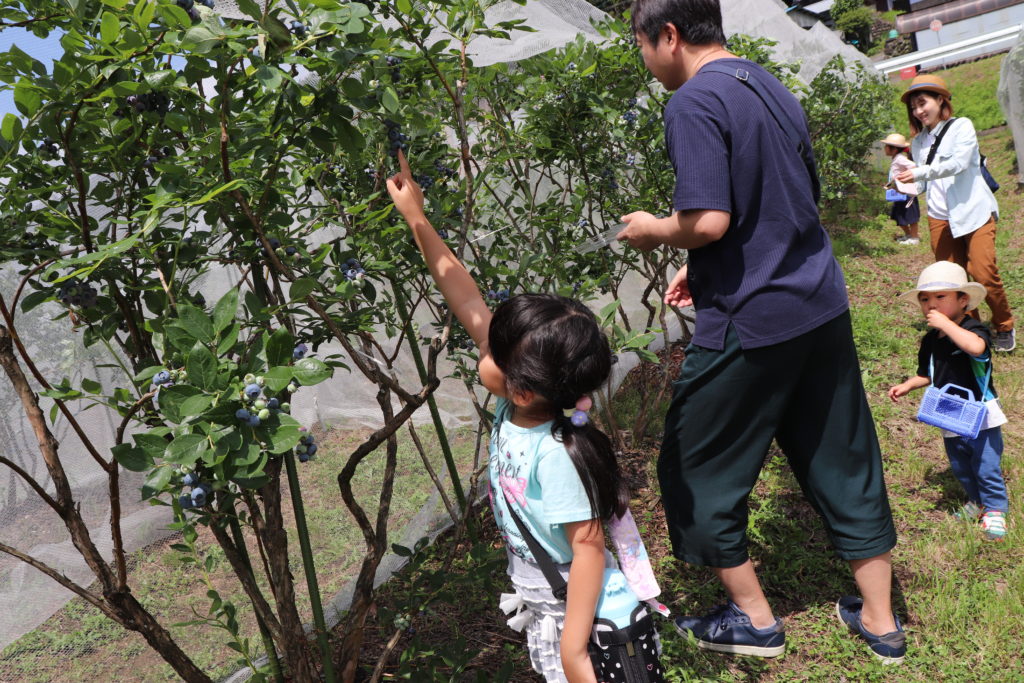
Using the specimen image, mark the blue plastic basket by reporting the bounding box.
[916,383,987,439]
[885,188,909,202]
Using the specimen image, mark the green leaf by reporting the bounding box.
[235,0,261,20]
[263,414,302,454]
[182,24,222,54]
[289,278,316,301]
[133,0,156,29]
[189,178,245,206]
[81,378,103,394]
[112,443,152,472]
[254,65,283,90]
[175,305,214,343]
[381,87,399,112]
[165,433,208,466]
[19,289,51,313]
[100,11,119,43]
[165,324,196,352]
[292,357,332,386]
[186,341,218,390]
[157,384,203,423]
[13,79,41,117]
[262,366,293,393]
[265,327,294,367]
[1,113,22,143]
[142,465,173,499]
[213,289,239,333]
[179,393,213,418]
[134,432,170,459]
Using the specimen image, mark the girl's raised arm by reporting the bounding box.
[386,150,493,347]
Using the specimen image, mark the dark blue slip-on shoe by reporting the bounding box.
[674,601,785,657]
[835,596,906,664]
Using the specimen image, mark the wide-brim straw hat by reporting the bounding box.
[880,133,910,148]
[901,74,952,103]
[900,261,987,310]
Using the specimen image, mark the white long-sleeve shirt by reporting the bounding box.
[910,117,998,237]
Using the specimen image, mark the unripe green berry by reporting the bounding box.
[256,376,266,387]
[258,408,271,420]
[281,402,291,412]
[287,383,298,393]
[253,399,267,410]
[244,373,256,384]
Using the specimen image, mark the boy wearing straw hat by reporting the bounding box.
[888,261,1009,541]
[880,133,920,245]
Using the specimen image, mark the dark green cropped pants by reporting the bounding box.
[658,311,897,567]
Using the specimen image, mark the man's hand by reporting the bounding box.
[617,211,664,251]
[386,150,426,223]
[663,265,692,308]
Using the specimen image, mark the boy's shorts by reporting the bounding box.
[658,311,897,567]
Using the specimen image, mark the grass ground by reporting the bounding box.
[1,54,1020,682]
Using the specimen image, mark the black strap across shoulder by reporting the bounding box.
[699,62,821,203]
[502,489,569,600]
[592,614,656,645]
[924,117,957,167]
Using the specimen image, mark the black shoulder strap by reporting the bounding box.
[924,117,957,167]
[501,488,569,601]
[700,62,820,203]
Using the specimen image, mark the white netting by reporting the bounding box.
[997,28,1024,189]
[0,0,862,679]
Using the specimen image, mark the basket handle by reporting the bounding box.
[936,383,977,402]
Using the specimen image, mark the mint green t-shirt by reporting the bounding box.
[488,398,596,565]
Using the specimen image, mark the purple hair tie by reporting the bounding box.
[567,396,593,427]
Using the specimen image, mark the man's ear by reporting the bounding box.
[661,22,681,50]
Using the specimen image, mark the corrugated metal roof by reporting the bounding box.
[897,0,1024,33]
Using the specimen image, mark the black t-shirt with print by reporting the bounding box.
[916,316,997,400]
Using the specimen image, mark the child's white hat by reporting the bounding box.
[880,133,910,148]
[900,261,987,310]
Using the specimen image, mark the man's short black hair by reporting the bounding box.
[630,0,726,46]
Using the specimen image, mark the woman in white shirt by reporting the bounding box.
[897,74,1015,352]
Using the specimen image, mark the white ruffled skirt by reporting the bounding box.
[500,549,616,682]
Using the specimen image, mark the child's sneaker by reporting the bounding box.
[674,601,785,657]
[835,596,906,664]
[954,501,983,521]
[981,510,1007,541]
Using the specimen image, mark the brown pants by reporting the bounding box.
[928,215,1014,332]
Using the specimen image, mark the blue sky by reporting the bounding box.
[0,27,64,118]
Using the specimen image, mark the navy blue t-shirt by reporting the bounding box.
[665,58,848,350]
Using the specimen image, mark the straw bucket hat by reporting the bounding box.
[901,74,952,104]
[880,133,910,148]
[900,261,987,310]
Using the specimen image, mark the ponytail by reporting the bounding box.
[553,414,628,522]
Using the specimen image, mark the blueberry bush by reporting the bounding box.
[0,2,892,680]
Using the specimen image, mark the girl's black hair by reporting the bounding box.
[630,0,726,47]
[489,293,628,521]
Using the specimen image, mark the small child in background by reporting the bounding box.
[881,133,921,245]
[888,262,1009,541]
[385,150,665,682]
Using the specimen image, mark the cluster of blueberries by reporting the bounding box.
[258,238,301,262]
[486,288,511,303]
[385,55,402,81]
[235,374,294,427]
[290,19,308,37]
[386,122,410,157]
[57,278,99,308]
[152,368,184,387]
[125,92,171,115]
[621,110,639,124]
[343,258,367,282]
[178,471,212,509]
[39,137,60,158]
[142,147,174,170]
[176,0,214,20]
[295,428,317,462]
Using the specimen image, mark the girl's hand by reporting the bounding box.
[386,149,426,223]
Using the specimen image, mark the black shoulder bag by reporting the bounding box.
[925,118,1000,193]
[501,495,665,682]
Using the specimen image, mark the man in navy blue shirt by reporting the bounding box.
[617,0,904,664]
